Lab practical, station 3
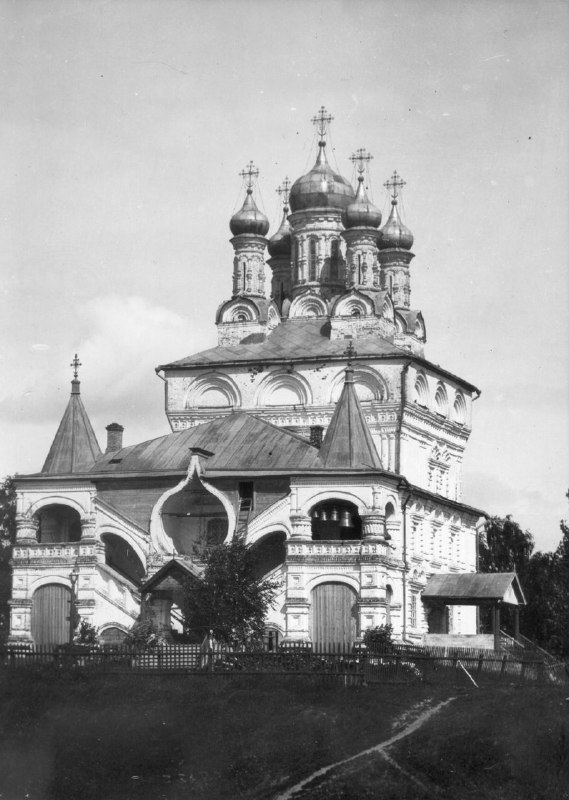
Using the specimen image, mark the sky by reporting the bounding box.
[1,0,568,551]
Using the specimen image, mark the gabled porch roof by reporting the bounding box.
[422,572,526,606]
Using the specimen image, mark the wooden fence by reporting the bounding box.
[1,641,564,686]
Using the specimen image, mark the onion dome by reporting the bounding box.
[289,142,355,212]
[378,199,414,250]
[230,188,270,237]
[268,209,291,258]
[342,173,382,229]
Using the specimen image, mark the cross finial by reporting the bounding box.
[343,340,357,367]
[383,170,406,200]
[350,148,373,176]
[70,354,82,380]
[276,177,292,209]
[311,106,334,140]
[239,161,260,192]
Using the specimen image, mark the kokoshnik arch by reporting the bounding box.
[9,107,524,649]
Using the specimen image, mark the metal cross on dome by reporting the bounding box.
[70,354,82,379]
[276,177,291,208]
[384,170,406,200]
[239,161,260,191]
[311,106,334,140]
[343,340,357,367]
[350,148,373,176]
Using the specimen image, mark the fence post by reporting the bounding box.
[500,653,507,680]
[477,654,484,679]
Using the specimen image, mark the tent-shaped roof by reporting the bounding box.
[41,379,102,475]
[422,572,526,606]
[317,366,383,470]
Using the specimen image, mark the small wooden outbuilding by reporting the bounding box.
[422,572,526,651]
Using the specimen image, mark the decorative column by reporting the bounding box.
[289,512,312,541]
[80,514,97,541]
[361,511,386,542]
[15,514,38,544]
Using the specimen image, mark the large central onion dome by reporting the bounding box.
[289,142,355,212]
[230,189,270,237]
[342,172,382,229]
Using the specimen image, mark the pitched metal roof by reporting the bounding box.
[159,318,406,369]
[422,572,525,606]
[141,558,201,593]
[92,412,321,475]
[317,367,383,470]
[41,380,102,475]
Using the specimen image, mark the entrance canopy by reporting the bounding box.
[422,572,525,606]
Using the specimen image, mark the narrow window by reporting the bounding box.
[330,239,339,280]
[309,239,317,281]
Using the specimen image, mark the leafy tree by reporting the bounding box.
[479,514,534,637]
[0,476,16,640]
[182,539,280,647]
[479,515,534,578]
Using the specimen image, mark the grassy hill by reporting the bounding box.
[0,670,567,799]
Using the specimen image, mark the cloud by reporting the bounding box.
[0,294,215,475]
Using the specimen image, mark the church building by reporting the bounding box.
[10,108,519,649]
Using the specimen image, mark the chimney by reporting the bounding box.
[105,423,124,454]
[309,425,324,449]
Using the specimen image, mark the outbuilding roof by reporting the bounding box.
[422,572,525,606]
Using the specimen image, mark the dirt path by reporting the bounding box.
[273,696,456,800]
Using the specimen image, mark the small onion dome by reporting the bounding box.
[289,142,355,212]
[230,189,270,237]
[342,174,382,229]
[378,199,414,250]
[268,209,292,258]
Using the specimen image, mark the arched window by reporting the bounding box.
[101,533,145,584]
[414,374,429,407]
[310,500,361,541]
[384,502,395,540]
[241,261,247,292]
[309,239,317,281]
[36,504,81,543]
[330,239,339,280]
[386,585,393,626]
[357,253,362,284]
[434,383,448,417]
[453,392,467,425]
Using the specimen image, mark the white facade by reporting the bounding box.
[10,110,484,647]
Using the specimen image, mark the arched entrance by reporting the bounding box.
[311,582,358,647]
[31,584,71,646]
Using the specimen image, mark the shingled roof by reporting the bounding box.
[317,365,383,470]
[41,379,102,475]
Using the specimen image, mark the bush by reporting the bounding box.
[362,625,394,653]
[74,620,99,646]
[124,619,165,650]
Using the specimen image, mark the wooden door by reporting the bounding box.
[311,582,357,647]
[31,584,71,646]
